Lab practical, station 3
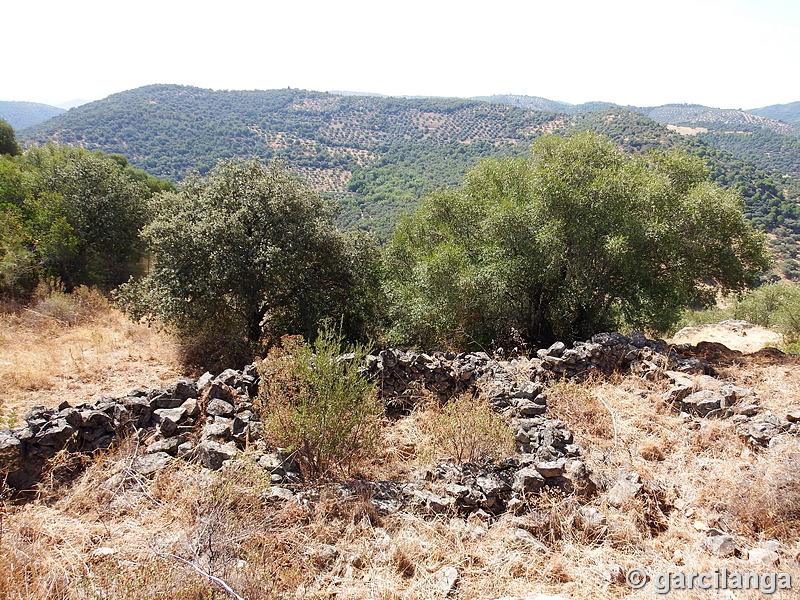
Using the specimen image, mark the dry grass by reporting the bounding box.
[0,296,182,427]
[2,308,800,599]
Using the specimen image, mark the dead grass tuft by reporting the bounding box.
[726,442,800,540]
[546,379,616,444]
[417,392,515,465]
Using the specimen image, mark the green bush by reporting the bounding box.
[385,133,769,349]
[734,282,800,342]
[115,158,381,369]
[256,327,380,479]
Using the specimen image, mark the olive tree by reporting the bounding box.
[385,133,770,349]
[116,158,378,367]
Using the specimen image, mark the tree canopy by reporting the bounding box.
[0,119,21,156]
[0,145,156,297]
[385,133,771,350]
[116,158,380,367]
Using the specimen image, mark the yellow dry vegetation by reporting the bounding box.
[0,301,182,428]
[1,308,799,599]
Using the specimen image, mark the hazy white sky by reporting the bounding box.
[3,0,799,109]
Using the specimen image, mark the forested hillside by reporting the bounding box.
[19,85,800,271]
[21,84,562,185]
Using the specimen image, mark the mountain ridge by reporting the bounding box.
[16,84,800,276]
[0,100,65,130]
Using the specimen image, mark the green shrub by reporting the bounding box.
[115,158,381,369]
[734,282,800,342]
[385,133,769,349]
[256,327,380,479]
[672,305,735,332]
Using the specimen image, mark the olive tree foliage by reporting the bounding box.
[20,145,151,290]
[116,158,379,368]
[385,133,771,349]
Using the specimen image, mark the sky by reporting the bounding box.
[3,0,799,110]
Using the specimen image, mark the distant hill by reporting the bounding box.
[637,104,799,137]
[21,84,569,235]
[18,84,800,275]
[0,100,65,130]
[22,84,565,182]
[473,95,621,115]
[482,96,800,136]
[56,99,92,110]
[472,94,574,113]
[749,101,800,125]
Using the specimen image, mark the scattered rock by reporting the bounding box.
[264,486,296,502]
[202,417,234,441]
[739,414,790,447]
[146,436,183,455]
[703,529,737,557]
[513,467,546,495]
[207,398,235,418]
[132,452,173,476]
[606,472,642,507]
[305,543,339,568]
[599,562,626,584]
[194,440,238,470]
[679,390,725,417]
[577,506,607,533]
[430,565,459,596]
[748,547,780,566]
[534,459,565,478]
[508,527,549,552]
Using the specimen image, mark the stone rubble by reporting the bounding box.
[1,330,795,519]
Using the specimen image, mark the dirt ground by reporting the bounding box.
[0,306,183,427]
[669,320,784,353]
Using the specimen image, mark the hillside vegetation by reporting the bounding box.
[19,87,800,263]
[0,101,65,130]
[750,101,800,124]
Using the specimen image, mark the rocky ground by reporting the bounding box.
[1,314,799,600]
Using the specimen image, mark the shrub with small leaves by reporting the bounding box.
[256,326,380,479]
